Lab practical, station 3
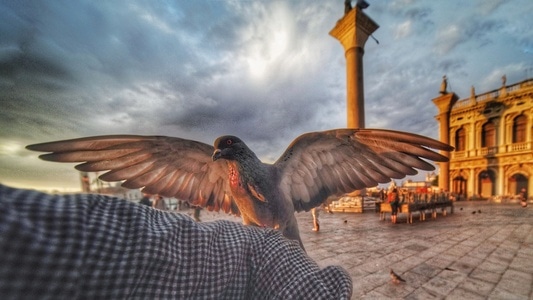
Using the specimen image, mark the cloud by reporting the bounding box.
[478,0,506,15]
[394,20,412,39]
[433,17,505,55]
[1,1,531,190]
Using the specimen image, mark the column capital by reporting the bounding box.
[432,92,459,114]
[329,7,379,52]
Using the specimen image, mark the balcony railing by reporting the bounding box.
[508,142,530,152]
[452,151,466,159]
[479,146,498,156]
[452,78,533,111]
[451,142,531,160]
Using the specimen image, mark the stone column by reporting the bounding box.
[432,92,459,191]
[497,165,505,196]
[330,7,378,128]
[468,168,476,199]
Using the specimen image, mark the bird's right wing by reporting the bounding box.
[27,135,239,215]
[274,128,454,212]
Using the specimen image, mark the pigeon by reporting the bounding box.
[27,128,453,249]
[390,269,406,284]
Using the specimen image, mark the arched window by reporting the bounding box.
[452,176,467,199]
[512,115,527,143]
[481,121,496,147]
[455,128,466,151]
[509,173,528,196]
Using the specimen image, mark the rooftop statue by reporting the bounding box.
[344,0,352,14]
[439,75,448,94]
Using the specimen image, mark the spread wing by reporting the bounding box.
[27,135,239,215]
[274,128,454,212]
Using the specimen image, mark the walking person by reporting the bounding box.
[152,195,168,210]
[139,193,152,207]
[520,188,528,207]
[193,206,202,222]
[389,188,400,224]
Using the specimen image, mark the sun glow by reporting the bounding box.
[247,30,289,78]
[0,141,24,157]
[241,1,293,79]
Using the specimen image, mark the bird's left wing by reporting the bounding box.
[27,135,239,215]
[274,128,454,212]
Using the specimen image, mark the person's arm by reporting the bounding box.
[249,229,352,299]
[0,184,351,299]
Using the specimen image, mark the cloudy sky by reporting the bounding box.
[1,0,532,192]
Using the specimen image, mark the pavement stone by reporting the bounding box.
[189,200,533,299]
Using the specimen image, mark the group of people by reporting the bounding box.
[141,188,405,230]
[143,193,335,232]
[139,194,168,209]
[139,194,202,221]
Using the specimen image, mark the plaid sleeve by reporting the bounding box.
[250,230,353,299]
[0,184,351,299]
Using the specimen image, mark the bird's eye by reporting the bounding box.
[226,139,233,145]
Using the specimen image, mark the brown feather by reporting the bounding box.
[27,128,453,243]
[27,135,240,216]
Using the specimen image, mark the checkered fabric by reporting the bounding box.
[0,185,352,299]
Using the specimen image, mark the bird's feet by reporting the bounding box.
[312,222,320,232]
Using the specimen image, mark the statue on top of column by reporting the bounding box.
[345,0,369,14]
[470,85,477,104]
[500,74,508,97]
[344,0,352,14]
[439,75,448,94]
[356,0,369,9]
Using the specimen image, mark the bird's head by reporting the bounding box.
[212,135,246,161]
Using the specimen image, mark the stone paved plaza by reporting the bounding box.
[194,201,533,299]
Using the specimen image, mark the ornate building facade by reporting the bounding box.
[434,77,533,200]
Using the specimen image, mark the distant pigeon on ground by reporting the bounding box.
[390,269,406,284]
[478,209,481,213]
[27,128,453,249]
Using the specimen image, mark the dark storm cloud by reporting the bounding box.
[1,0,531,190]
[437,59,467,74]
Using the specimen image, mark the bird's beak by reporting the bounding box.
[212,149,221,161]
